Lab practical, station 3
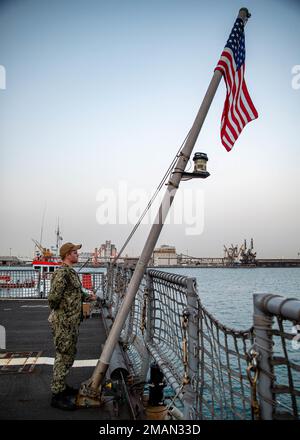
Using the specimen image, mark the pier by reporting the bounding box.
[256,259,300,267]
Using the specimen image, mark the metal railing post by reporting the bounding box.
[253,293,274,420]
[183,277,199,419]
[139,272,152,383]
[107,264,114,306]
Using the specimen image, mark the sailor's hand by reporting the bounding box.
[88,292,97,301]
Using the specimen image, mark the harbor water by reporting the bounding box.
[159,267,300,417]
[160,267,300,329]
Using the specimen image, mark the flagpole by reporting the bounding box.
[79,7,251,398]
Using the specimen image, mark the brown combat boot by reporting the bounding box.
[51,391,77,410]
[65,384,79,396]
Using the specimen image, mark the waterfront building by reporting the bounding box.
[153,245,178,266]
[0,256,22,266]
[98,240,117,263]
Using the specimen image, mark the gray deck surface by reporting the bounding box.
[0,299,131,420]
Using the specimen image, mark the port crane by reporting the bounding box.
[239,238,257,265]
[32,239,53,260]
[223,243,243,265]
[224,239,257,266]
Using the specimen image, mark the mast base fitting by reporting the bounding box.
[76,383,104,408]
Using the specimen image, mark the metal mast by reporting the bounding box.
[80,7,252,399]
[55,218,63,256]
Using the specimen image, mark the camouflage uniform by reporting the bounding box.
[48,264,89,394]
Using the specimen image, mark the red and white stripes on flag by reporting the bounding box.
[215,25,258,151]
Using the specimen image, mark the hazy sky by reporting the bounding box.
[0,0,299,259]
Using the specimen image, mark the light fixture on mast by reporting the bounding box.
[181,152,210,180]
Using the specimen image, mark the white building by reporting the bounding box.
[78,252,94,264]
[153,245,178,266]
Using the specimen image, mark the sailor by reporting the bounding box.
[48,242,96,410]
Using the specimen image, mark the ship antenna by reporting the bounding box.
[39,202,47,246]
[55,217,63,256]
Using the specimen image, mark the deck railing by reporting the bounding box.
[0,269,105,299]
[253,294,300,420]
[105,265,300,420]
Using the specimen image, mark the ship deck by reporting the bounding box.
[0,299,132,420]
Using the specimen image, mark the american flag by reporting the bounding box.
[215,17,258,151]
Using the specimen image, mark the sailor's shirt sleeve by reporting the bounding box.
[48,270,67,310]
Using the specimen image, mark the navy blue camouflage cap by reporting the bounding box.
[59,242,82,259]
